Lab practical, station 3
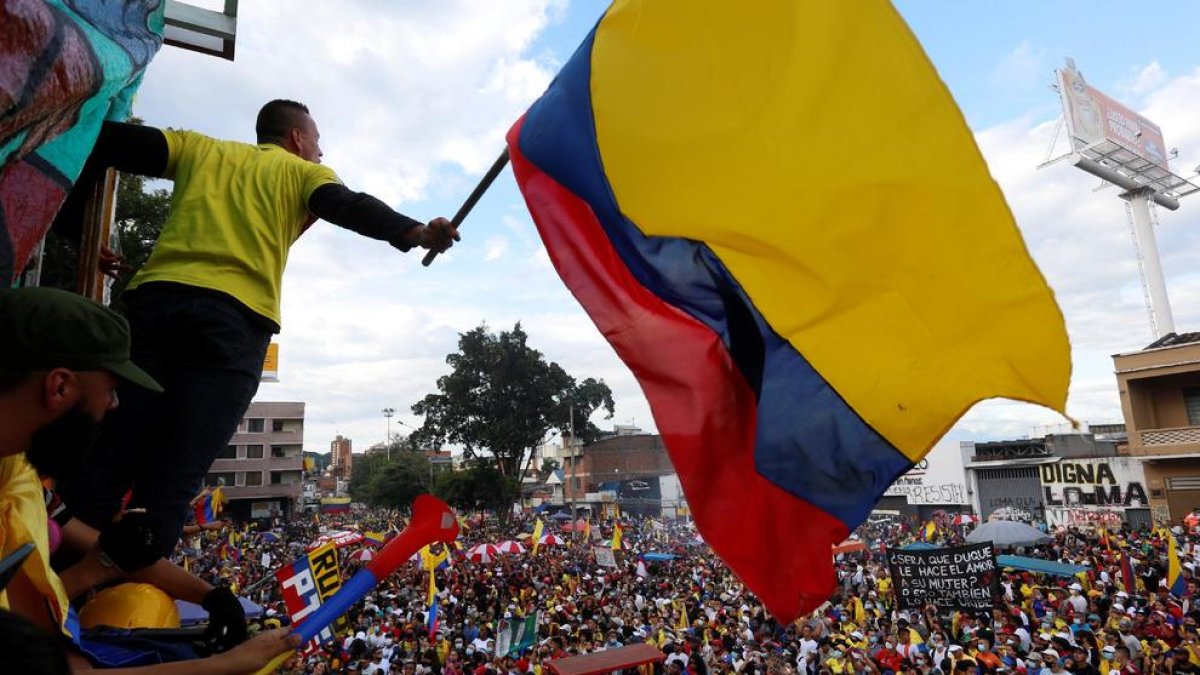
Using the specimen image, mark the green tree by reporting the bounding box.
[411,323,614,506]
[433,461,515,512]
[540,458,560,477]
[348,450,430,509]
[366,451,430,509]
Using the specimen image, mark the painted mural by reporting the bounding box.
[0,0,165,282]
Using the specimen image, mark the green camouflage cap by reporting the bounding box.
[0,287,162,392]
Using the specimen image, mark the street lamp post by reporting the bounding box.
[381,407,395,460]
[396,419,432,487]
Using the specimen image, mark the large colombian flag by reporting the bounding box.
[508,0,1070,621]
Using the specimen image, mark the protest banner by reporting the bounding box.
[887,542,998,611]
[594,546,617,568]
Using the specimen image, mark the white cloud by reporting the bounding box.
[992,40,1046,89]
[1119,61,1168,96]
[483,236,509,261]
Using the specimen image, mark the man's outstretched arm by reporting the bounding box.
[307,184,459,252]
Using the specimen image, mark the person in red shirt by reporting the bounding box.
[876,636,904,673]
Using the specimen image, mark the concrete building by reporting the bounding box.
[330,435,352,478]
[1114,332,1200,524]
[206,401,305,520]
[960,429,1151,530]
[561,431,684,518]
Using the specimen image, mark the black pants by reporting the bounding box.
[58,283,272,553]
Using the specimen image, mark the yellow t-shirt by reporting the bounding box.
[128,130,341,325]
[0,454,72,637]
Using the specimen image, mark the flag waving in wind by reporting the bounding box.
[1168,532,1186,598]
[506,0,1070,621]
[531,518,545,555]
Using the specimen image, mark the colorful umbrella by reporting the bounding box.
[496,540,526,554]
[950,514,980,526]
[349,548,376,562]
[467,543,500,563]
[258,532,280,543]
[307,531,364,551]
[602,538,631,550]
[538,534,566,547]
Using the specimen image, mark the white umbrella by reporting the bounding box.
[496,540,526,554]
[950,514,979,527]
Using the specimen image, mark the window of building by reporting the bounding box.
[218,445,237,459]
[270,471,284,485]
[272,419,285,432]
[244,471,263,487]
[574,478,582,490]
[247,418,264,433]
[205,472,236,488]
[246,444,264,459]
[1186,387,1200,426]
[270,445,286,458]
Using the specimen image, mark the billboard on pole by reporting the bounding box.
[1057,66,1169,169]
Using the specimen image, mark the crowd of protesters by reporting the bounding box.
[168,504,1200,675]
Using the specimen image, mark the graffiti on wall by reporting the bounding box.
[1039,460,1148,508]
[1045,507,1124,529]
[884,443,969,506]
[0,0,165,281]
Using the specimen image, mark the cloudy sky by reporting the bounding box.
[132,1,1200,458]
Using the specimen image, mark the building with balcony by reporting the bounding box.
[1114,332,1200,524]
[206,401,305,521]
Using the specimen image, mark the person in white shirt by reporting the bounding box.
[1067,585,1088,615]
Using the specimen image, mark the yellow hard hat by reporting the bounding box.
[79,583,180,630]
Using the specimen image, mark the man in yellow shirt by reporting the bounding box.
[55,100,459,566]
[0,286,298,672]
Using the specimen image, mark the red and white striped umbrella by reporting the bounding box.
[496,540,526,554]
[538,534,566,547]
[307,530,364,551]
[467,543,500,563]
[349,548,376,562]
[951,514,980,526]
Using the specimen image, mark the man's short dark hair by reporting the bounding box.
[256,99,311,143]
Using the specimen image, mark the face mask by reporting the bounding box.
[978,644,987,652]
[886,644,894,650]
[830,651,843,659]
[467,648,475,656]
[27,401,100,478]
